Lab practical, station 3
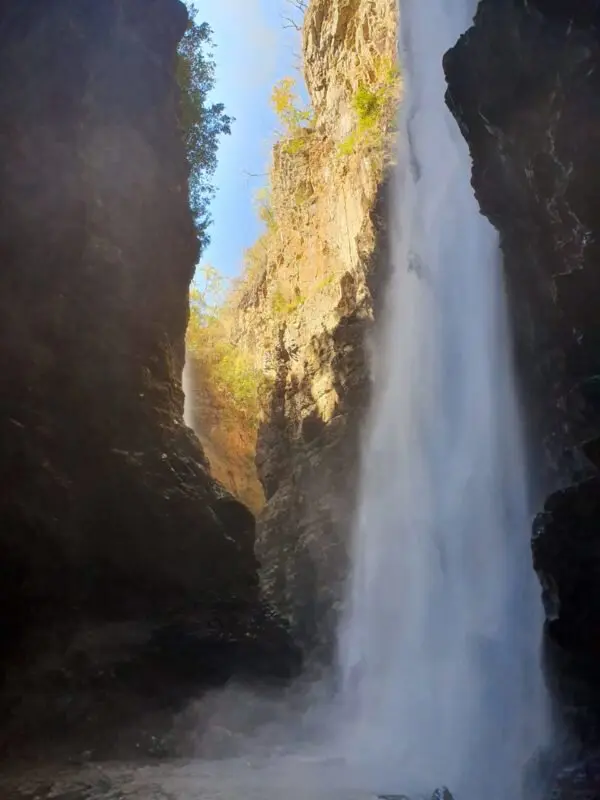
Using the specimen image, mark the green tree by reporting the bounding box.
[338,57,400,157]
[177,5,233,252]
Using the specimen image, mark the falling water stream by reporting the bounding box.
[167,1,549,798]
[1,3,551,800]
[183,352,194,428]
[337,0,547,797]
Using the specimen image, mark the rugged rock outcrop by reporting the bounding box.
[445,0,600,755]
[231,0,398,652]
[0,0,297,758]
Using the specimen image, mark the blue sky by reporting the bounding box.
[194,0,304,281]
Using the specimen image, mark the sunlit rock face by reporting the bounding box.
[445,0,600,753]
[231,0,398,656]
[0,0,298,758]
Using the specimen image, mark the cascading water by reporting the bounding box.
[183,352,194,428]
[338,0,548,796]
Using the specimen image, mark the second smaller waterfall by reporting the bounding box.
[183,354,194,427]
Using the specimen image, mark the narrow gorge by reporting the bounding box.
[185,0,399,655]
[2,0,600,798]
[0,0,299,762]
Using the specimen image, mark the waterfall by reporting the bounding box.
[182,352,194,428]
[337,0,548,796]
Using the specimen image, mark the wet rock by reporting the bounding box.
[445,0,600,480]
[445,0,600,748]
[0,606,300,761]
[547,752,600,800]
[378,787,454,800]
[533,476,600,744]
[378,796,412,800]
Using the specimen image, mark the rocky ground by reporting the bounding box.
[5,755,594,800]
[1,746,594,800]
[0,757,381,800]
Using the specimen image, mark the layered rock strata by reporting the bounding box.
[232,0,398,653]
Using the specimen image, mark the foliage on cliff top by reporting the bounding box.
[186,267,267,424]
[177,4,233,253]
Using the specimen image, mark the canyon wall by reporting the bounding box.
[0,0,296,758]
[230,0,398,652]
[445,0,600,758]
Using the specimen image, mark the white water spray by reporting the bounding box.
[338,0,547,796]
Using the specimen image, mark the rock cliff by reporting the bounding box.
[0,0,297,758]
[231,0,398,652]
[445,0,600,762]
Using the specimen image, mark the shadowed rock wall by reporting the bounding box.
[445,0,600,757]
[0,0,298,758]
